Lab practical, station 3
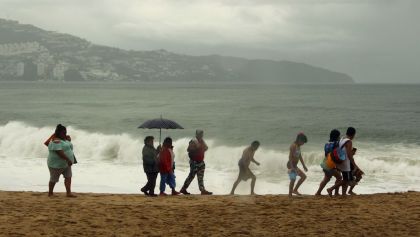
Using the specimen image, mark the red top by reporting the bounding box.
[159,147,172,173]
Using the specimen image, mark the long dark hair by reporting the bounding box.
[54,124,66,139]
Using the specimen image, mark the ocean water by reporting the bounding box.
[0,82,419,195]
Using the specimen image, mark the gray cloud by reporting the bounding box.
[0,0,419,83]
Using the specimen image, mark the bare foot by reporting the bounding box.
[66,193,77,198]
[349,191,357,195]
[327,188,333,198]
[315,192,321,196]
[292,190,302,196]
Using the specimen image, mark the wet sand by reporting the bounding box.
[0,191,419,236]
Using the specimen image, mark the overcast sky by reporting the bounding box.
[1,0,419,83]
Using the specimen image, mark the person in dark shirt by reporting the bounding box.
[141,136,159,197]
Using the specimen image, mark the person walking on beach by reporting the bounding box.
[315,129,342,196]
[348,147,364,195]
[141,136,159,197]
[230,141,261,195]
[327,127,362,196]
[46,124,76,197]
[288,133,308,197]
[158,137,180,196]
[180,130,213,195]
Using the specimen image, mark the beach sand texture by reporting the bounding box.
[0,191,419,237]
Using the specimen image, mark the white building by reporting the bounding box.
[0,41,47,56]
[16,62,24,77]
[53,62,69,81]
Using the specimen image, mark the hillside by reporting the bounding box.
[0,19,354,83]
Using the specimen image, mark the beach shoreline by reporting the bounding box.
[0,190,419,236]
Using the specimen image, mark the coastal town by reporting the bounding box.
[0,19,224,82]
[0,19,353,83]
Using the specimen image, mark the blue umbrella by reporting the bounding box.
[138,116,184,144]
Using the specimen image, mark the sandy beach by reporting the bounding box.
[0,191,419,236]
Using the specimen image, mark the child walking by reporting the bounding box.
[288,133,308,197]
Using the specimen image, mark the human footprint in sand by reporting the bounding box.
[230,141,261,195]
[288,133,308,197]
[46,124,76,197]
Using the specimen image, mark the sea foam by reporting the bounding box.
[0,121,419,194]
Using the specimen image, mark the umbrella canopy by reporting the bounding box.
[138,117,184,144]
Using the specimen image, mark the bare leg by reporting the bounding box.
[329,171,342,196]
[334,186,340,196]
[341,182,348,196]
[230,178,241,195]
[349,175,361,195]
[348,184,357,195]
[289,180,295,197]
[250,176,256,195]
[293,173,306,195]
[48,182,56,196]
[315,175,331,195]
[64,177,76,197]
[327,180,344,198]
[334,178,342,196]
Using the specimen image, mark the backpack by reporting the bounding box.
[324,141,337,156]
[329,139,349,164]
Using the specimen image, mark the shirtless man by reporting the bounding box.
[230,141,260,195]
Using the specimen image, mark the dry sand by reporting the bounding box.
[0,191,419,237]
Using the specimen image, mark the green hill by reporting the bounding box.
[0,18,354,83]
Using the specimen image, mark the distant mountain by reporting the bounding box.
[0,18,354,83]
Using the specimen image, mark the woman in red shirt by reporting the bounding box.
[159,137,180,196]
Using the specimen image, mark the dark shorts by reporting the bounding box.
[342,171,354,182]
[238,163,255,181]
[323,168,340,178]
